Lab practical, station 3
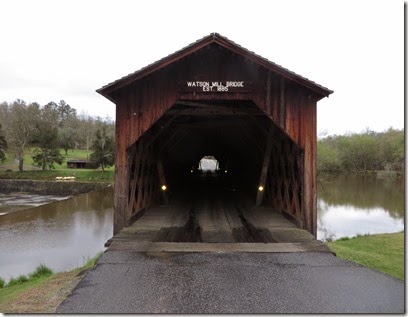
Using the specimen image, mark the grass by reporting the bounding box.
[83,252,104,269]
[0,169,114,182]
[2,147,93,168]
[28,264,54,279]
[0,148,114,182]
[1,264,54,288]
[0,253,103,313]
[326,232,404,280]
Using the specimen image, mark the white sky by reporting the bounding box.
[0,0,404,135]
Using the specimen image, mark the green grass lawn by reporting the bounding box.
[2,148,95,170]
[0,148,114,182]
[326,232,404,280]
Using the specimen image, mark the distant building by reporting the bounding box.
[67,160,98,169]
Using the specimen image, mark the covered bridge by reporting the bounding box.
[97,33,332,238]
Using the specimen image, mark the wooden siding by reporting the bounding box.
[111,44,321,236]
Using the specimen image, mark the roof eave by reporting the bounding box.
[97,34,218,101]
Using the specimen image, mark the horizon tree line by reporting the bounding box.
[0,99,115,171]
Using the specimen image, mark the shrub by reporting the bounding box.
[29,264,54,279]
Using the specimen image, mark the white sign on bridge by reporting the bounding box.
[179,81,251,93]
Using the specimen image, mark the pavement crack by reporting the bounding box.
[124,267,130,277]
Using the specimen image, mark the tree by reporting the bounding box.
[378,128,404,171]
[6,100,40,171]
[317,137,340,172]
[59,126,76,155]
[90,126,115,172]
[317,128,404,173]
[0,124,7,162]
[77,113,96,151]
[347,132,378,172]
[57,100,76,124]
[32,125,64,170]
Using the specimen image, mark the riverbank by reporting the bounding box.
[0,254,101,313]
[0,169,114,182]
[326,231,404,280]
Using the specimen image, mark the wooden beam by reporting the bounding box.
[168,108,258,116]
[158,128,183,153]
[247,114,269,135]
[146,114,179,147]
[135,142,147,212]
[128,143,141,216]
[256,124,275,206]
[238,126,264,153]
[157,160,168,204]
[172,100,262,115]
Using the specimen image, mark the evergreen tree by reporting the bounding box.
[32,126,64,170]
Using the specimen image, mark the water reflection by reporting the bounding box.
[1,175,404,279]
[317,173,404,241]
[0,188,113,281]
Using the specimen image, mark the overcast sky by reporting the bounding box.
[0,0,404,136]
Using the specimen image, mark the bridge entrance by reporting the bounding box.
[97,33,332,240]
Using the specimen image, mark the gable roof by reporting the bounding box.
[97,33,333,102]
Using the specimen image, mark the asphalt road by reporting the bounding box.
[57,251,404,313]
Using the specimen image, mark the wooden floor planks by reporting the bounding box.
[106,203,332,253]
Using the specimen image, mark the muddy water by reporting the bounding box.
[0,193,71,214]
[0,173,404,280]
[0,187,113,281]
[317,173,404,241]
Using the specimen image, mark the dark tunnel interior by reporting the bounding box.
[150,100,274,205]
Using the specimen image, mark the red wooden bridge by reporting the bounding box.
[98,33,333,245]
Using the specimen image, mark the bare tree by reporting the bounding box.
[0,124,7,162]
[6,100,40,171]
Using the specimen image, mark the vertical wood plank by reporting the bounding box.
[266,71,272,116]
[279,77,285,128]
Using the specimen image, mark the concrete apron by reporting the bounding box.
[108,241,331,253]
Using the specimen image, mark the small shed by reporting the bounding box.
[67,160,97,169]
[97,33,333,236]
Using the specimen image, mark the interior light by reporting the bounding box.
[161,185,167,191]
[190,169,194,173]
[224,170,228,173]
[258,185,264,192]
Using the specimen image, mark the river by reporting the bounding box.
[0,187,113,282]
[317,173,404,240]
[0,174,404,281]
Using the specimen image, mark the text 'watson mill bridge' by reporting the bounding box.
[98,33,333,248]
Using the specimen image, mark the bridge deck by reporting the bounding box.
[106,203,331,253]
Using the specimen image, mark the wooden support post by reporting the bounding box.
[256,124,275,206]
[127,144,140,216]
[157,160,168,204]
[135,141,147,212]
[158,128,182,153]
